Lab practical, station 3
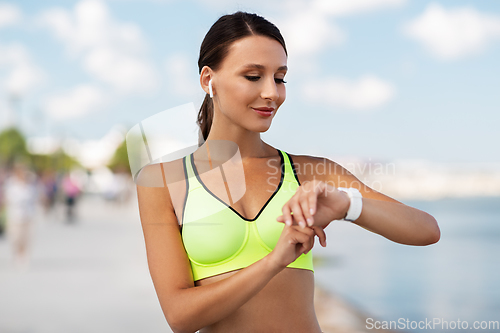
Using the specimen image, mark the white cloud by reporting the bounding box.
[404,3,500,60]
[276,11,345,58]
[84,46,157,94]
[43,84,109,120]
[107,0,174,2]
[196,0,405,15]
[302,75,396,110]
[164,53,200,97]
[191,0,405,59]
[0,43,46,95]
[195,0,280,10]
[36,0,159,94]
[0,3,22,29]
[313,0,405,17]
[276,0,405,58]
[37,0,146,56]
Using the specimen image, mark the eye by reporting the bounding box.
[245,75,287,84]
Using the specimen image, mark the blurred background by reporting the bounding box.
[1,0,499,332]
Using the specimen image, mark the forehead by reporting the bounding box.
[221,35,287,71]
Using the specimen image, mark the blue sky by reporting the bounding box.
[1,0,499,164]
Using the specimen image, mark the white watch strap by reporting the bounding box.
[337,187,363,222]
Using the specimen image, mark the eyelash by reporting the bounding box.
[245,76,287,84]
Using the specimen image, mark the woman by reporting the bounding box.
[3,163,38,269]
[136,11,440,333]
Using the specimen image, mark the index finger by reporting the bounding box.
[312,226,327,247]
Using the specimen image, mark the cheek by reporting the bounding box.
[225,80,250,100]
[230,82,260,104]
[279,86,286,104]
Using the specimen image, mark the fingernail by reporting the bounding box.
[310,208,314,215]
[286,219,291,226]
[307,218,313,226]
[299,221,305,228]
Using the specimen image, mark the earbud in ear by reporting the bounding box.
[208,79,213,98]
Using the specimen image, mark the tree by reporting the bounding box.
[0,127,29,168]
[30,149,81,174]
[0,126,80,173]
[107,139,130,173]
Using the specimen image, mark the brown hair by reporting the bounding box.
[197,11,287,144]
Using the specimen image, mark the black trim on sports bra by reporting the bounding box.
[287,153,301,186]
[190,148,285,222]
[180,155,190,234]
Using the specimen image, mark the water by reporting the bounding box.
[312,196,500,332]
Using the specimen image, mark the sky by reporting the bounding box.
[1,0,500,164]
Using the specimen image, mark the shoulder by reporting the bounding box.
[136,158,188,228]
[286,152,400,203]
[285,152,350,181]
[136,158,185,188]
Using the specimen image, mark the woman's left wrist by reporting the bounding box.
[338,190,350,219]
[337,187,363,222]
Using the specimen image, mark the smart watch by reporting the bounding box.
[337,187,363,222]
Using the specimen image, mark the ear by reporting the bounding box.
[200,66,213,96]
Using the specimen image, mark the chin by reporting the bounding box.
[252,123,272,133]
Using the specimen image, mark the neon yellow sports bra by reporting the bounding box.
[180,149,314,281]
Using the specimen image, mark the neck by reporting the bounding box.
[205,113,275,160]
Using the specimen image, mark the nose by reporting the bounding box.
[260,77,279,101]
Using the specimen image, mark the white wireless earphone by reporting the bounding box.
[208,79,213,98]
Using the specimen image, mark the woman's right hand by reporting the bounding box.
[268,222,325,269]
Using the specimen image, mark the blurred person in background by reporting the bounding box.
[0,168,8,236]
[3,162,38,269]
[62,172,81,223]
[40,170,58,215]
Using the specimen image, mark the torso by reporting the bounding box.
[196,268,320,333]
[166,146,324,332]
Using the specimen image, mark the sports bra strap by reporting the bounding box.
[184,149,300,189]
[280,150,301,185]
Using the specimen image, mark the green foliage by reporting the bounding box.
[30,149,81,174]
[0,127,81,173]
[107,139,129,173]
[0,127,29,168]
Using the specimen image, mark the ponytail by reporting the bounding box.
[197,94,214,145]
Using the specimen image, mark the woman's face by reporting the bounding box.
[211,35,287,133]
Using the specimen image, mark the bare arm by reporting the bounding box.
[171,257,283,332]
[351,196,440,245]
[137,166,316,333]
[277,157,440,246]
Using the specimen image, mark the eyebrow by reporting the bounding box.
[241,64,288,71]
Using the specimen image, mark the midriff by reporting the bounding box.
[195,267,322,333]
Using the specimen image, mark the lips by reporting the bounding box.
[252,107,274,117]
[252,107,275,112]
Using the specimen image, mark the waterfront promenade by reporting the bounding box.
[0,193,392,333]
